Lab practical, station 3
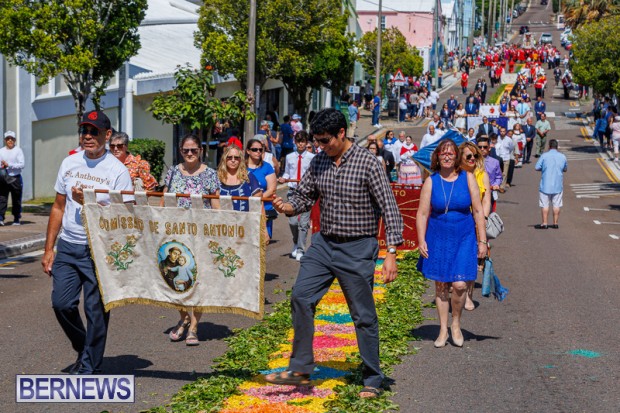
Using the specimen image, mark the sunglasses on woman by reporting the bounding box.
[109,144,125,150]
[465,154,480,160]
[181,148,200,155]
[248,147,263,153]
[226,155,241,161]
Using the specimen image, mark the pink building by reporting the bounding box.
[356,0,443,50]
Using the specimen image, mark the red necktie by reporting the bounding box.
[297,154,302,181]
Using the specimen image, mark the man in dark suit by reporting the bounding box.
[478,116,492,136]
[465,97,478,115]
[447,95,458,120]
[522,117,537,163]
[480,80,488,103]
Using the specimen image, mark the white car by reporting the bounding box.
[540,33,553,44]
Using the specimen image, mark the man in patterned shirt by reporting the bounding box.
[264,108,403,398]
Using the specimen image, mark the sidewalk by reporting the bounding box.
[0,205,49,259]
[354,69,475,142]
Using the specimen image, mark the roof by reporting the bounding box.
[356,0,436,13]
[129,0,201,77]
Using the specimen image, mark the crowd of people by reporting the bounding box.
[32,33,579,399]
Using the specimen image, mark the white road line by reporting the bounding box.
[0,250,43,265]
[0,267,15,270]
[610,235,620,240]
[584,207,617,212]
[594,220,620,225]
[578,195,601,198]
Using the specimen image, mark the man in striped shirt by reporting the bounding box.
[265,108,403,398]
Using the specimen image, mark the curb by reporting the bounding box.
[0,234,46,260]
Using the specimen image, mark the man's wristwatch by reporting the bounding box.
[387,247,397,254]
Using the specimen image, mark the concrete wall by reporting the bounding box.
[32,109,118,198]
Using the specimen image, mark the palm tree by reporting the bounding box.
[564,0,620,29]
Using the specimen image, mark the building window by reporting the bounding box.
[55,76,69,94]
[35,79,51,97]
[381,15,386,30]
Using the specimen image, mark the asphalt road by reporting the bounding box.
[389,2,620,412]
[1,2,619,412]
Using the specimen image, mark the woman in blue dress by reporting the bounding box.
[245,138,277,238]
[416,139,488,348]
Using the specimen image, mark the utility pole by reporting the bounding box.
[481,0,485,46]
[468,0,475,50]
[244,0,257,140]
[488,0,494,46]
[434,0,440,88]
[509,0,515,34]
[458,0,464,52]
[375,0,382,95]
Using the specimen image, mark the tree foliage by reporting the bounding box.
[0,0,147,126]
[571,15,620,97]
[195,0,355,115]
[358,27,424,80]
[563,0,620,29]
[148,65,255,139]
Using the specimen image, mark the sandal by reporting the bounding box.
[185,330,200,346]
[264,370,311,386]
[359,386,382,399]
[169,320,190,342]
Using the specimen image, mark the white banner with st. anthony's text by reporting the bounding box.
[82,190,265,319]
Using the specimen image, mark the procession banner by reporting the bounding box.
[479,104,501,118]
[467,115,484,131]
[377,184,421,251]
[82,190,266,319]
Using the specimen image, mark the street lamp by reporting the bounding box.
[375,0,382,94]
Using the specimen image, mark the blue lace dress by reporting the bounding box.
[417,170,477,282]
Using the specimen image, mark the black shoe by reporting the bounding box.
[65,353,83,374]
[69,360,84,375]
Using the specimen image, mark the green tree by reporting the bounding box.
[195,0,355,115]
[148,65,255,141]
[571,15,620,96]
[0,0,147,126]
[358,27,424,81]
[564,0,620,29]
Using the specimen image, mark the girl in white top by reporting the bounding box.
[512,124,526,167]
[454,103,467,132]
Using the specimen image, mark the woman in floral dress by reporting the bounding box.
[163,134,220,346]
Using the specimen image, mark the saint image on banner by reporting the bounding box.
[158,241,197,292]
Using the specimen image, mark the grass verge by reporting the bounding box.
[145,251,427,413]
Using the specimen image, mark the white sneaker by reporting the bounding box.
[377,123,383,128]
[295,251,304,261]
[0,221,4,226]
[12,221,20,226]
[291,248,298,259]
[372,124,380,128]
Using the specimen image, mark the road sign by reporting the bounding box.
[393,69,406,86]
[348,85,360,94]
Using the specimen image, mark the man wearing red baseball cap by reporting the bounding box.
[42,110,134,374]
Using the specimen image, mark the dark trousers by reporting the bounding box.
[288,233,383,388]
[51,238,109,374]
[507,159,516,185]
[524,139,534,162]
[0,174,22,222]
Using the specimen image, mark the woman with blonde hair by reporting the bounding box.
[217,144,263,212]
[459,141,491,311]
[416,139,487,347]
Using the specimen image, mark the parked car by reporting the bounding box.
[539,33,553,45]
[520,25,530,34]
[541,0,548,5]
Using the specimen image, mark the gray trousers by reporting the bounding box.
[535,135,547,156]
[288,191,310,253]
[288,232,383,388]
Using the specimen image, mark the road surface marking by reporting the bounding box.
[0,250,43,265]
[594,220,620,225]
[0,261,17,267]
[584,207,617,212]
[597,158,620,183]
[610,234,619,240]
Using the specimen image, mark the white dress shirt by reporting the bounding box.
[496,136,515,161]
[282,150,315,188]
[420,132,442,149]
